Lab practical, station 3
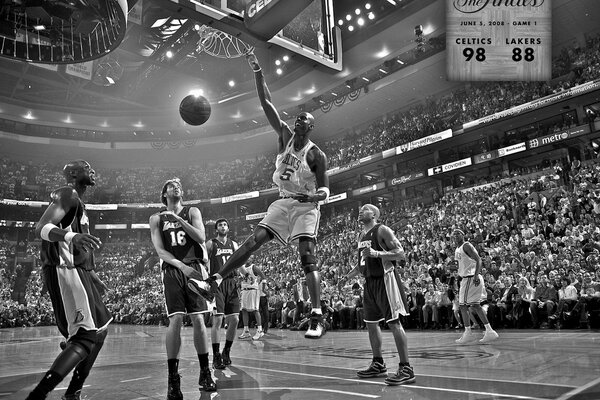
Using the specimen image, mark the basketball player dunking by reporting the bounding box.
[189,48,330,339]
[149,178,216,397]
[207,218,241,369]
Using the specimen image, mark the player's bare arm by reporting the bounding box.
[362,226,404,261]
[161,207,206,244]
[149,213,203,280]
[293,148,330,203]
[35,187,101,253]
[463,242,482,284]
[245,48,291,152]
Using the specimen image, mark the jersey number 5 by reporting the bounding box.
[170,231,187,246]
[280,168,294,181]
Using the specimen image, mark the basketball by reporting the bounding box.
[179,94,211,126]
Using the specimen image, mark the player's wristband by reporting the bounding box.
[317,186,330,201]
[253,67,262,73]
[40,223,59,241]
[64,232,77,244]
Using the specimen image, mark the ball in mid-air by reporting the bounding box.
[179,94,211,125]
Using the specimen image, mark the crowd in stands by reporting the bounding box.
[3,158,600,331]
[2,34,600,204]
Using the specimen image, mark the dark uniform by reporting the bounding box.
[358,224,407,323]
[209,237,240,316]
[42,192,112,340]
[159,206,208,316]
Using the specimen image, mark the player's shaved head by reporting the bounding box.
[363,204,380,220]
[62,160,89,181]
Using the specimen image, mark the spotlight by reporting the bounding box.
[348,25,354,31]
[276,68,283,75]
[368,12,375,20]
[355,8,361,15]
[365,3,371,10]
[275,59,281,66]
[338,19,343,25]
[228,80,235,87]
[166,50,173,58]
[283,55,289,62]
[414,25,423,36]
[346,14,352,21]
[357,17,365,26]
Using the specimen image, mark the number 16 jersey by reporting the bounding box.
[159,206,204,268]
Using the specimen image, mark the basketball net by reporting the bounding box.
[196,25,251,59]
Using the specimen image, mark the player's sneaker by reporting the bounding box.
[356,361,387,378]
[239,331,252,339]
[187,277,217,302]
[479,330,499,343]
[252,330,264,340]
[222,348,232,366]
[455,331,477,344]
[385,364,416,386]
[167,373,183,400]
[305,312,325,339]
[199,368,217,392]
[61,390,81,400]
[213,352,225,370]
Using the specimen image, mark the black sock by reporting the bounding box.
[27,370,64,399]
[373,357,384,364]
[224,340,233,351]
[168,359,179,375]
[198,353,209,370]
[399,361,411,367]
[212,343,220,355]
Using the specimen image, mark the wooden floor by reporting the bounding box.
[1,325,599,400]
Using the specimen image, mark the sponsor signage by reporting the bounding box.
[66,61,94,80]
[528,125,590,149]
[131,223,150,229]
[95,224,127,230]
[389,172,425,186]
[351,182,386,196]
[474,150,499,164]
[396,129,453,155]
[222,191,259,204]
[86,204,118,211]
[246,212,268,221]
[0,199,48,207]
[319,192,347,205]
[498,142,526,157]
[428,157,472,176]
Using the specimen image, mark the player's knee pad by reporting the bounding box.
[69,328,97,353]
[301,254,319,274]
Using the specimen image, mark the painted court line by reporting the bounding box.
[555,376,600,400]
[234,363,546,400]
[121,376,152,383]
[207,387,379,398]
[236,356,575,389]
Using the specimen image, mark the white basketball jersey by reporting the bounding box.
[273,133,317,197]
[241,265,259,290]
[455,242,477,277]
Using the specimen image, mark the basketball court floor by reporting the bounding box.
[1,325,599,400]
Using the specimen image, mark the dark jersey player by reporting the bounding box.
[206,218,240,369]
[341,204,415,386]
[27,160,112,400]
[149,178,216,398]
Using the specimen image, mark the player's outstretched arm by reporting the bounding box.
[245,48,291,151]
[35,187,101,253]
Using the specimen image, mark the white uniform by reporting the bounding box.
[258,132,321,244]
[455,242,484,306]
[240,265,260,311]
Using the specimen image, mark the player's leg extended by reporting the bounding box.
[299,237,321,310]
[26,329,95,400]
[191,314,216,392]
[166,314,183,359]
[63,329,108,398]
[456,305,477,344]
[218,227,272,279]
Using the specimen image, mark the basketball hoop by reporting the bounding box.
[196,26,251,59]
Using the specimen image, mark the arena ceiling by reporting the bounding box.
[0,0,597,145]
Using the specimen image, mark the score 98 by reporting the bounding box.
[463,47,486,62]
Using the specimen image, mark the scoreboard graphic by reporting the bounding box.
[446,0,552,81]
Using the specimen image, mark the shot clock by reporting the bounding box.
[446,0,552,81]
